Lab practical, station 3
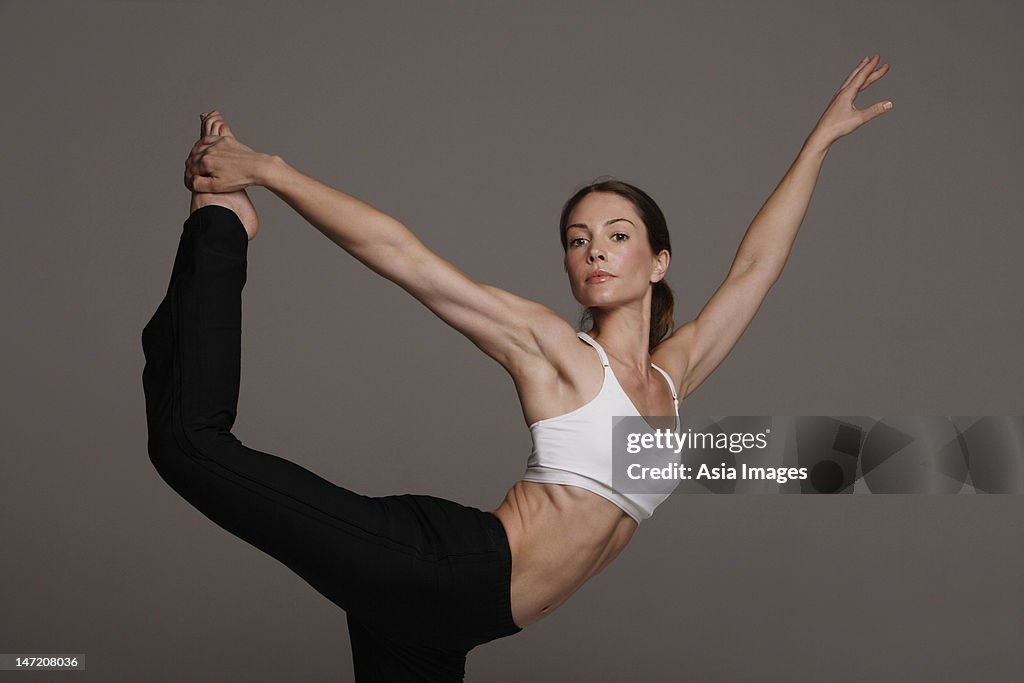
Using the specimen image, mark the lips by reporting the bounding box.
[586,270,614,284]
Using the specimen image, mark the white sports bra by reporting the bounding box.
[520,332,680,523]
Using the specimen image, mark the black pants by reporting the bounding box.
[141,206,521,681]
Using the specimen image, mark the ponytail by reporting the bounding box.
[650,280,675,350]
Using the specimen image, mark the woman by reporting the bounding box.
[143,55,891,680]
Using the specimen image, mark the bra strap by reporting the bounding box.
[576,331,610,368]
[651,363,679,404]
[651,363,681,432]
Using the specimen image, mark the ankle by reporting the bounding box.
[190,193,235,215]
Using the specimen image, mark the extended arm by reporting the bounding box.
[654,55,893,398]
[185,117,567,372]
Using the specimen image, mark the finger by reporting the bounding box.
[187,160,222,192]
[183,164,215,190]
[184,159,200,182]
[219,122,235,139]
[860,100,894,125]
[840,56,870,91]
[185,149,216,176]
[860,62,890,90]
[851,54,881,90]
[190,175,217,193]
[184,154,202,176]
[184,170,204,193]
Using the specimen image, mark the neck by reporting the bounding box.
[588,304,651,374]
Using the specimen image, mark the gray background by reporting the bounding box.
[2,0,1022,680]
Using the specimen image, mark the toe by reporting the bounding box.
[203,112,223,137]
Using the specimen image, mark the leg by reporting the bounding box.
[141,205,520,678]
[347,613,469,682]
[141,206,431,619]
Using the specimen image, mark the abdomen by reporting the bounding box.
[490,481,637,627]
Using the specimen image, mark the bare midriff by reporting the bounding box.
[489,480,638,629]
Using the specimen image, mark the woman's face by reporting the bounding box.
[563,192,668,310]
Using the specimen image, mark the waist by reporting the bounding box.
[491,481,637,627]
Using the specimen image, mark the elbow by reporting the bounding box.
[355,219,420,266]
[382,218,428,258]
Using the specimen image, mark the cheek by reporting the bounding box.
[564,251,584,274]
[619,247,650,274]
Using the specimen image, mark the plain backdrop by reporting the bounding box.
[2,0,1022,681]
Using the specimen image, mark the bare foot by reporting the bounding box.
[189,111,260,240]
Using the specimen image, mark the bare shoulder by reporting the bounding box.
[481,287,582,378]
[484,295,603,425]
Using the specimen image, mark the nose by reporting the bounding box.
[587,246,606,263]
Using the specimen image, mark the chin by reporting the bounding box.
[578,296,618,311]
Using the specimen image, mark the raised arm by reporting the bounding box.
[185,114,568,372]
[653,55,893,399]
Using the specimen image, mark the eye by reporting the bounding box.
[569,237,588,248]
[611,232,629,242]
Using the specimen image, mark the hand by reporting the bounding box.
[809,55,892,149]
[184,112,272,193]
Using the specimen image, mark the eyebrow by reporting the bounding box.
[565,217,636,230]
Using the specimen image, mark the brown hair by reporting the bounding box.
[559,178,675,350]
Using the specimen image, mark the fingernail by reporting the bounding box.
[883,101,893,110]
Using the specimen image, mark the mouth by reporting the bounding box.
[586,270,614,284]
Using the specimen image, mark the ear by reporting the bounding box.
[650,249,670,283]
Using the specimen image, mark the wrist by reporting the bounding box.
[256,153,289,189]
[802,130,832,160]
